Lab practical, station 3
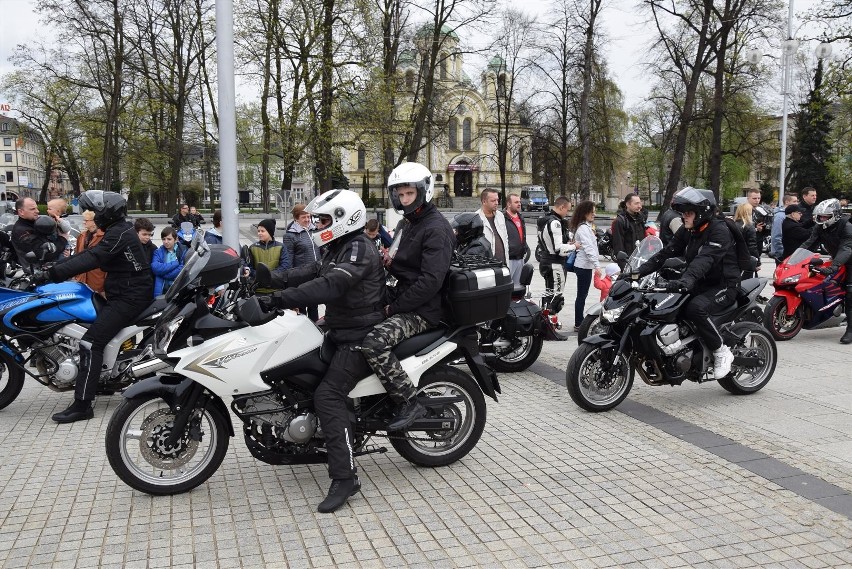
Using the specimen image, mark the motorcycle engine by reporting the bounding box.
[656,324,695,376]
[32,337,79,389]
[241,392,318,445]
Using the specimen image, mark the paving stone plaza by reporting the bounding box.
[0,217,850,568]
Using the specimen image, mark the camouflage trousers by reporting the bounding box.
[361,313,432,404]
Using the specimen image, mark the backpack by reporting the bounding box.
[721,216,756,272]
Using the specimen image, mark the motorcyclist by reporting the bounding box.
[537,195,575,313]
[360,162,455,432]
[11,197,67,270]
[635,187,739,379]
[453,212,492,257]
[257,189,386,513]
[35,191,154,423]
[799,198,852,344]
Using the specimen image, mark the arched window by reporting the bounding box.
[448,119,458,150]
[497,74,507,97]
[462,118,472,150]
[405,70,414,89]
[440,59,447,80]
[357,145,366,170]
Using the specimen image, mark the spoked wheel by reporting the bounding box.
[566,343,634,412]
[487,334,543,373]
[576,314,608,342]
[718,322,777,395]
[105,393,230,495]
[389,365,486,467]
[0,351,25,411]
[762,296,803,341]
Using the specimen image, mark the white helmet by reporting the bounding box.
[387,162,434,215]
[814,198,841,228]
[305,189,367,248]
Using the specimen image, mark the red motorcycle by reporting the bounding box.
[763,248,847,340]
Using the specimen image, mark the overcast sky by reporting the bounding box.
[0,0,824,114]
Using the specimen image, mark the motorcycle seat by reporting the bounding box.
[393,327,448,360]
[711,302,739,325]
[132,296,167,323]
[91,292,107,314]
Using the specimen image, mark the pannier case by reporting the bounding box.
[446,255,512,325]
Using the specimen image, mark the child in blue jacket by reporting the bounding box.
[152,226,187,296]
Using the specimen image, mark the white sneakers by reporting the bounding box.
[713,345,735,379]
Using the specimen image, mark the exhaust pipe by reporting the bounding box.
[130,359,171,380]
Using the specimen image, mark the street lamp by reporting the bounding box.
[92,177,99,191]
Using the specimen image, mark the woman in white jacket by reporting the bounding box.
[570,200,601,332]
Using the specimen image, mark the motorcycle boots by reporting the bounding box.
[317,477,361,513]
[841,293,852,344]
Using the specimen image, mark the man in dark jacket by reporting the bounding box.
[800,199,852,343]
[503,192,528,285]
[259,189,385,513]
[36,191,153,423]
[799,187,818,229]
[361,162,454,432]
[171,203,193,228]
[637,188,739,379]
[611,193,645,268]
[11,197,67,269]
[781,204,811,260]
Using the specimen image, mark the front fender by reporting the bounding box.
[122,375,235,437]
[581,333,622,352]
[772,290,802,315]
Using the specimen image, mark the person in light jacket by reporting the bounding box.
[283,203,321,321]
[475,188,509,263]
[569,200,601,332]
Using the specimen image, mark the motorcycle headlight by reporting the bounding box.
[155,316,184,352]
[601,305,626,323]
[782,274,801,284]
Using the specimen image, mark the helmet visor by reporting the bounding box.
[312,214,333,229]
[816,214,834,224]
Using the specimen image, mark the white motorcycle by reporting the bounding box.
[105,237,499,495]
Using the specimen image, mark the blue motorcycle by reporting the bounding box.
[0,266,166,410]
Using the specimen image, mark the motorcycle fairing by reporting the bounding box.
[775,288,802,315]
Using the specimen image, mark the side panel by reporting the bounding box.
[348,341,459,398]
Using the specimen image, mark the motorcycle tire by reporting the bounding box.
[486,334,543,373]
[718,322,777,395]
[576,314,607,342]
[762,296,803,341]
[566,342,634,412]
[106,393,230,495]
[0,351,25,411]
[390,365,486,467]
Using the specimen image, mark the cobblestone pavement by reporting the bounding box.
[1,220,851,568]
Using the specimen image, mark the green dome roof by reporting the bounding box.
[488,55,505,72]
[415,23,459,42]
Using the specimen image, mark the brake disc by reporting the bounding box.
[138,409,199,469]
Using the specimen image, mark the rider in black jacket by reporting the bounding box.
[38,191,154,423]
[361,162,455,433]
[11,197,67,269]
[260,189,385,513]
[638,187,740,380]
[800,198,852,344]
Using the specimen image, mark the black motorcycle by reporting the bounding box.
[566,257,776,412]
[596,227,613,260]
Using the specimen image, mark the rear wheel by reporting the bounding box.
[105,393,230,495]
[718,322,777,394]
[487,334,543,373]
[763,296,803,340]
[389,366,486,467]
[566,343,633,412]
[0,351,25,411]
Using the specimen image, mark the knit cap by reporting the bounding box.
[258,218,276,236]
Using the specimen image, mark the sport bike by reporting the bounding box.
[763,248,847,341]
[566,257,776,412]
[105,237,500,495]
[0,250,167,410]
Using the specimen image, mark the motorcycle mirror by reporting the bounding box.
[808,258,825,267]
[39,242,57,260]
[616,251,629,263]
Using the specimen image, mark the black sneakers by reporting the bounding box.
[52,400,94,424]
[317,477,361,513]
[388,399,426,431]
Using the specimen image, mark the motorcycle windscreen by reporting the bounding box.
[35,281,99,323]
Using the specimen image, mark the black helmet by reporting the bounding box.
[79,190,127,229]
[671,187,716,227]
[452,212,484,248]
[34,216,57,235]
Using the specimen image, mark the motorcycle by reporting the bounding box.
[566,255,776,412]
[105,235,499,495]
[176,221,196,247]
[479,262,565,373]
[0,247,169,410]
[596,227,613,260]
[762,248,847,341]
[577,236,663,342]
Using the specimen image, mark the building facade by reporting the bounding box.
[0,114,69,201]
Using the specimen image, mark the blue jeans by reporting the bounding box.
[574,267,593,327]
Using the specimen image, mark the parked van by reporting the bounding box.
[520,186,549,212]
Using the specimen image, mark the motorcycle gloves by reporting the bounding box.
[665,279,689,292]
[814,265,835,276]
[31,269,50,286]
[258,294,279,313]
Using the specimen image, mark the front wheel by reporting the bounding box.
[487,334,543,373]
[105,393,230,495]
[390,365,486,467]
[0,351,25,411]
[763,295,803,341]
[566,342,634,412]
[576,314,607,342]
[718,322,776,395]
